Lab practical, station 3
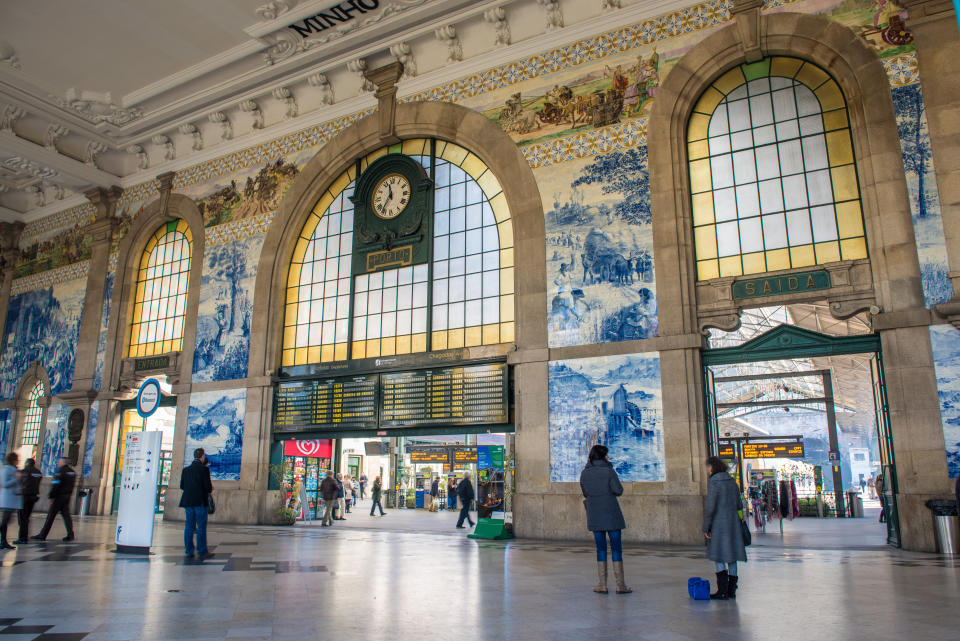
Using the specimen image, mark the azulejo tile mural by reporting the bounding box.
[185,389,245,481]
[0,276,86,401]
[0,409,10,457]
[539,149,658,348]
[192,233,265,383]
[930,325,960,478]
[93,272,114,392]
[41,403,68,477]
[891,83,951,308]
[549,353,664,482]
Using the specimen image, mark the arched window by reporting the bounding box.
[688,57,867,280]
[282,139,515,366]
[21,380,44,448]
[128,220,193,357]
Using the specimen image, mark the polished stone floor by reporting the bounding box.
[1,513,958,641]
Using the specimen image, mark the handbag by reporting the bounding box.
[207,493,216,515]
[740,519,751,546]
[688,577,711,600]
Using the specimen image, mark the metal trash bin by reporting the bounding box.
[925,499,959,555]
[78,488,90,516]
[846,491,863,518]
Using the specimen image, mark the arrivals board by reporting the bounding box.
[742,442,805,459]
[717,443,736,458]
[408,446,449,464]
[273,375,378,433]
[380,363,508,428]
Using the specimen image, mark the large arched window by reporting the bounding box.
[688,57,867,280]
[282,139,515,366]
[128,220,193,357]
[21,380,44,448]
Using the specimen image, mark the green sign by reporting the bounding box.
[732,270,830,300]
[134,355,170,372]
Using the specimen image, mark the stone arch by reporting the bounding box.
[648,10,920,337]
[104,190,206,392]
[249,101,547,379]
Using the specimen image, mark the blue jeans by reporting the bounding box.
[184,506,208,556]
[370,498,385,515]
[715,561,738,576]
[593,530,623,562]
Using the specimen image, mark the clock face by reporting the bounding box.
[371,173,411,220]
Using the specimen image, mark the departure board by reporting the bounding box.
[742,442,805,459]
[380,363,508,427]
[273,374,378,433]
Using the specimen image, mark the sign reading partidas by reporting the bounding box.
[732,270,831,300]
[287,1,381,38]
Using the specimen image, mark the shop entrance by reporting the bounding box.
[702,306,900,548]
[110,397,177,514]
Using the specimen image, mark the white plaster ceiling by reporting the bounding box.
[0,0,674,222]
[1,1,265,100]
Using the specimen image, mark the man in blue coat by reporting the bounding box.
[455,472,475,529]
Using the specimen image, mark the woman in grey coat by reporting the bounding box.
[580,444,631,594]
[702,456,746,599]
[1,452,22,550]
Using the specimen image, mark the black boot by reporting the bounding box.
[726,575,738,599]
[710,571,729,600]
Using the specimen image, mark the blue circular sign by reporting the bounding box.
[136,378,162,418]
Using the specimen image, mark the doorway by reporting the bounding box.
[110,401,177,514]
[702,306,900,548]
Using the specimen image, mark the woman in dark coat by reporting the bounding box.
[580,444,631,594]
[702,456,747,600]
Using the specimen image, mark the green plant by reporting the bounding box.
[269,461,297,525]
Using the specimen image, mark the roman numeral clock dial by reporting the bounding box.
[372,173,411,220]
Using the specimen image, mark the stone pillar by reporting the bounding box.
[903,0,960,321]
[59,187,120,495]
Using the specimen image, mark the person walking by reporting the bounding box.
[343,475,354,513]
[876,470,886,523]
[32,457,77,542]
[447,477,458,510]
[456,472,475,529]
[359,474,368,500]
[179,448,214,559]
[430,476,440,509]
[702,456,747,600]
[0,453,21,550]
[320,471,338,526]
[369,475,386,517]
[15,458,41,544]
[580,444,631,594]
[335,473,346,520]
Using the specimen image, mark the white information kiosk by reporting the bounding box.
[115,378,163,553]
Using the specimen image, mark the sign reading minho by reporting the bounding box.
[287,0,382,38]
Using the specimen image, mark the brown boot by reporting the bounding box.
[594,561,608,593]
[613,561,632,594]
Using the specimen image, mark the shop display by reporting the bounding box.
[283,454,332,520]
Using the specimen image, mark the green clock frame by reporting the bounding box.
[350,154,433,275]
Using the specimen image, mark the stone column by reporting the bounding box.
[60,187,120,497]
[903,0,960,321]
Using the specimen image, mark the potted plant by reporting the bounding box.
[270,462,297,526]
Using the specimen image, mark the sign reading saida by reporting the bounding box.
[742,442,805,459]
[733,270,830,300]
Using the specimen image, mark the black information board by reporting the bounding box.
[380,363,508,428]
[742,442,805,459]
[274,374,378,433]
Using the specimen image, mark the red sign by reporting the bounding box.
[283,439,333,458]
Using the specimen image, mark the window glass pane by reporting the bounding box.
[710,154,734,189]
[735,184,760,218]
[758,179,784,214]
[801,135,829,171]
[811,205,839,242]
[762,213,788,249]
[716,221,741,257]
[739,217,764,253]
[786,209,813,245]
[713,188,738,222]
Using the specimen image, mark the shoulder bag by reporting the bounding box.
[207,493,216,515]
[740,519,751,546]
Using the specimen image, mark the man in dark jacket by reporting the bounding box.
[15,458,42,544]
[320,471,338,526]
[456,472,475,529]
[179,448,213,559]
[32,457,76,542]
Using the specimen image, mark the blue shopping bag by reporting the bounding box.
[688,577,711,600]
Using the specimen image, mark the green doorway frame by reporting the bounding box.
[701,324,901,547]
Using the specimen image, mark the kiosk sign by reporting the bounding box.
[136,378,162,418]
[115,430,162,552]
